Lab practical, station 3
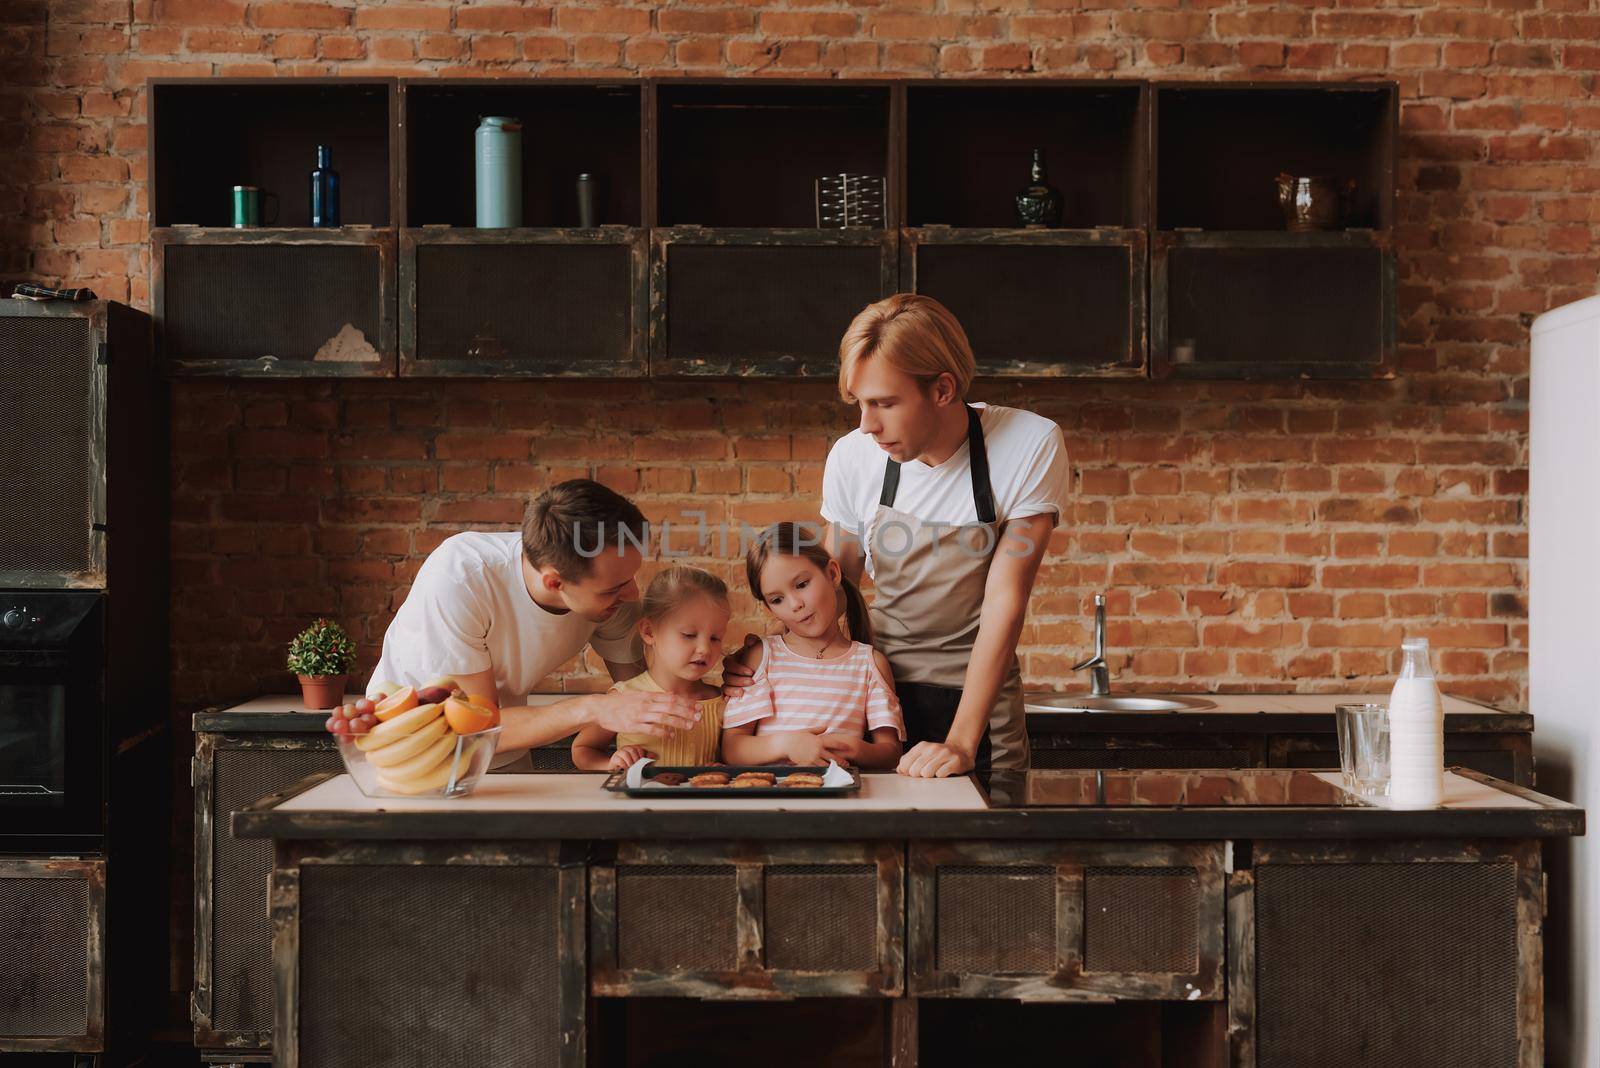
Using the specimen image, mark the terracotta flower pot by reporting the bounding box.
[297,674,346,711]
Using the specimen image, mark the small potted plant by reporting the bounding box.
[286,618,357,710]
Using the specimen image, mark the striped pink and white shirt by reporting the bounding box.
[723,634,905,739]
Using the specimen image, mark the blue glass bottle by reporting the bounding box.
[310,145,340,228]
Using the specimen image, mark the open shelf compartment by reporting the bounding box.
[150,79,395,229]
[402,80,644,229]
[654,81,894,229]
[1154,82,1397,232]
[906,80,1148,230]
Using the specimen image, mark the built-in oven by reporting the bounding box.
[0,589,105,848]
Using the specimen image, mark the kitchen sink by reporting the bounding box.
[1025,694,1218,714]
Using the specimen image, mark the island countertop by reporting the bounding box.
[233,766,1583,842]
[196,690,1531,733]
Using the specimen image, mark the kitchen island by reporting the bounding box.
[236,766,1581,1068]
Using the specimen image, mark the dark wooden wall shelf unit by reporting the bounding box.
[400,80,648,377]
[903,81,1149,378]
[149,79,398,377]
[1151,82,1398,380]
[649,81,897,377]
[148,78,1396,382]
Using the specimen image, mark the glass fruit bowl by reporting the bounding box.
[336,722,501,799]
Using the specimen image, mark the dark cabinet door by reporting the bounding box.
[648,228,898,378]
[399,228,646,377]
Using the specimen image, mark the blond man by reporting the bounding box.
[726,294,1069,775]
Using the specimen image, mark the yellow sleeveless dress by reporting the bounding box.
[612,670,724,766]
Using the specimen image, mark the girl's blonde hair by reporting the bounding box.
[837,293,976,403]
[640,565,729,622]
[744,522,873,645]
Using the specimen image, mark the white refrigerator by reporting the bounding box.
[1531,294,1600,1067]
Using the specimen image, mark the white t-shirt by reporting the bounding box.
[820,402,1070,578]
[367,530,642,707]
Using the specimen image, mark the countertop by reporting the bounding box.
[233,766,1583,843]
[195,691,1530,734]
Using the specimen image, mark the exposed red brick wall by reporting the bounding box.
[9,0,1592,710]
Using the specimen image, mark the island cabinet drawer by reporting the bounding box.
[908,841,1225,1001]
[588,842,904,998]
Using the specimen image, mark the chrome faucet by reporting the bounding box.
[1070,593,1111,696]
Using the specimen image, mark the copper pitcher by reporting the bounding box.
[1276,173,1354,232]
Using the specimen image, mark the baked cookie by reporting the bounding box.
[650,772,685,786]
[690,772,730,788]
[732,771,775,785]
[779,773,825,788]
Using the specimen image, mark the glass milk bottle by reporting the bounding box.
[1388,637,1444,806]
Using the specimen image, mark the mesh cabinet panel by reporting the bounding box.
[1166,245,1383,367]
[162,243,382,362]
[662,244,883,363]
[0,876,89,1037]
[0,315,93,577]
[935,865,1055,974]
[764,864,877,972]
[1083,866,1199,974]
[615,865,738,972]
[209,744,339,1035]
[1030,748,1250,770]
[1255,862,1519,1067]
[913,243,1131,368]
[299,864,560,1067]
[413,242,633,367]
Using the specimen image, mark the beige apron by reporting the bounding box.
[865,404,1029,771]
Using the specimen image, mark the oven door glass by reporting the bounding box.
[0,590,104,839]
[0,680,67,800]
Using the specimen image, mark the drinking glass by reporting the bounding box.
[1335,703,1390,797]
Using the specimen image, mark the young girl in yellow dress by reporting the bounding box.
[571,565,729,771]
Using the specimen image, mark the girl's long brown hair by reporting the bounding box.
[744,522,873,645]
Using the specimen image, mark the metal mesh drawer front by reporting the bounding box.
[162,242,382,362]
[0,315,93,576]
[1083,867,1199,974]
[210,744,339,1035]
[1031,748,1250,770]
[764,864,877,973]
[914,243,1131,367]
[414,242,633,366]
[1166,245,1382,366]
[1256,862,1519,1067]
[0,876,88,1037]
[936,865,1055,974]
[615,865,738,972]
[663,244,883,362]
[300,864,560,1067]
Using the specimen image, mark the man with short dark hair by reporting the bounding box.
[369,479,698,767]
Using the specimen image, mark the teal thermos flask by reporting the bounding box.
[475,116,522,228]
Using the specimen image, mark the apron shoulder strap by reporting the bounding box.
[966,405,997,525]
[878,457,901,508]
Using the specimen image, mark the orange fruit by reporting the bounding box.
[374,686,418,721]
[443,695,499,734]
[467,693,498,710]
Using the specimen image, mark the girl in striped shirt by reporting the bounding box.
[722,523,905,769]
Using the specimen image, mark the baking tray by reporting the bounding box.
[602,763,862,798]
